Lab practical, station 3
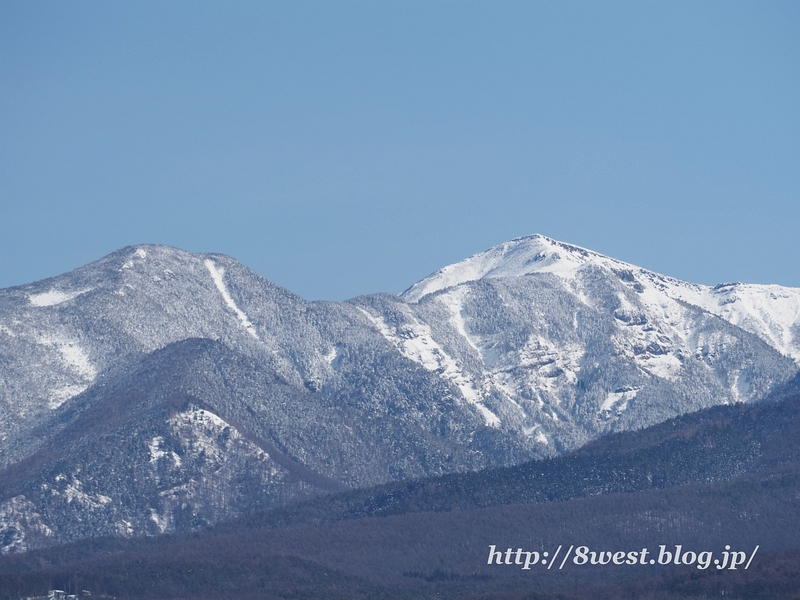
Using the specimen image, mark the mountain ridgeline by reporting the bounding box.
[1,235,800,554]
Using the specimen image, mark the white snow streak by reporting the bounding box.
[358,307,501,427]
[439,287,480,353]
[733,372,751,403]
[148,436,166,463]
[204,259,258,339]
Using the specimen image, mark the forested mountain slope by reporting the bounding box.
[1,236,798,552]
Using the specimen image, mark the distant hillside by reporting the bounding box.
[1,463,799,598]
[2,389,800,599]
[214,384,800,534]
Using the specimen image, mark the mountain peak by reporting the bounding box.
[401,234,623,302]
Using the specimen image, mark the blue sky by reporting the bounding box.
[2,1,798,300]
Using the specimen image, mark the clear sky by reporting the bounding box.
[2,1,798,300]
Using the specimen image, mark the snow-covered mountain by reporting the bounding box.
[0,235,798,552]
[364,235,799,448]
[403,234,800,363]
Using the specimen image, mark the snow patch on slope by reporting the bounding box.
[58,477,112,509]
[0,496,53,554]
[148,436,181,468]
[149,509,169,534]
[120,247,148,270]
[204,259,258,339]
[601,388,640,412]
[639,353,682,381]
[35,334,97,408]
[324,346,342,372]
[55,339,95,379]
[169,405,271,466]
[733,371,751,402]
[29,289,92,307]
